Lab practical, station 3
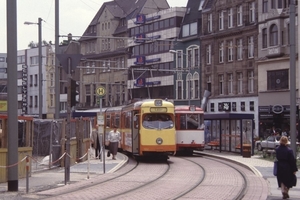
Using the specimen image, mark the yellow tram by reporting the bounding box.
[104,99,176,158]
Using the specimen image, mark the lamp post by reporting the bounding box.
[169,50,191,105]
[24,18,43,119]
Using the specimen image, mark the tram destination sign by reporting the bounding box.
[150,107,167,113]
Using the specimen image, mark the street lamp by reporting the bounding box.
[169,50,191,105]
[24,18,43,119]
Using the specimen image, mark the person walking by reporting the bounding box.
[91,126,101,159]
[108,126,121,160]
[275,136,298,199]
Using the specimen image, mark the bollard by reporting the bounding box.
[87,148,90,179]
[26,156,29,193]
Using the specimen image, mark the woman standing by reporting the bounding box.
[108,126,121,160]
[275,136,298,199]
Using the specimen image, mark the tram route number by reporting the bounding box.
[150,107,167,113]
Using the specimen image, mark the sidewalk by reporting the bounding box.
[0,150,128,197]
[198,150,300,200]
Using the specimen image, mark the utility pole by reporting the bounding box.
[7,0,19,191]
[289,0,297,157]
[55,0,60,119]
[38,18,43,119]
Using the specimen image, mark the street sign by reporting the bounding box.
[96,86,106,97]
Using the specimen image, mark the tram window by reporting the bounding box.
[115,114,120,128]
[106,115,111,128]
[134,115,139,129]
[180,115,187,130]
[187,114,199,130]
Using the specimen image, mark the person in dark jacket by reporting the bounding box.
[91,126,101,159]
[275,136,298,199]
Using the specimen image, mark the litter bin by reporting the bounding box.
[242,144,251,158]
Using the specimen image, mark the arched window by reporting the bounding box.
[186,73,192,100]
[270,24,278,46]
[193,72,200,99]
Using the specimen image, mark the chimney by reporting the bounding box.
[68,33,72,42]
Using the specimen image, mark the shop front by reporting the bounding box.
[258,105,299,139]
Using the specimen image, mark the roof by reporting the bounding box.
[204,113,254,120]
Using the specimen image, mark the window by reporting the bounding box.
[237,5,243,26]
[207,14,212,33]
[262,28,267,48]
[228,40,233,61]
[30,56,38,65]
[35,95,38,107]
[219,42,224,63]
[30,75,33,86]
[176,80,183,99]
[267,69,289,90]
[29,96,33,107]
[199,0,204,10]
[91,62,96,73]
[207,75,211,92]
[50,73,54,87]
[206,45,211,64]
[250,101,255,111]
[248,36,254,58]
[237,39,243,60]
[187,46,200,68]
[271,0,276,8]
[176,50,183,69]
[50,94,54,107]
[193,73,199,99]
[219,74,224,95]
[278,0,283,8]
[186,73,192,100]
[237,72,243,94]
[228,73,233,94]
[187,49,192,69]
[34,74,38,86]
[270,24,278,46]
[249,2,255,23]
[263,0,268,13]
[228,8,233,28]
[219,11,224,30]
[248,70,254,93]
[182,22,197,37]
[194,48,199,67]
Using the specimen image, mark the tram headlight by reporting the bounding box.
[156,138,163,145]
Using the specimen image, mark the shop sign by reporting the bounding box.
[272,104,284,114]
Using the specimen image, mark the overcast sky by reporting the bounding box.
[0,0,188,53]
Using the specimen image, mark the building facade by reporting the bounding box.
[172,0,203,106]
[127,7,186,100]
[78,0,171,109]
[201,0,259,136]
[257,0,299,138]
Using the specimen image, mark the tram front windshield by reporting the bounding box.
[179,114,201,130]
[142,114,174,129]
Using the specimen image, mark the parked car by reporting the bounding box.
[255,135,282,151]
[255,135,300,151]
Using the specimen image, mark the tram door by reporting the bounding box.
[132,111,139,154]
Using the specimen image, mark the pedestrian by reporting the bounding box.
[91,126,101,159]
[108,125,121,160]
[275,136,298,199]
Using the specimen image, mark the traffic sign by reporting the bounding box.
[96,86,106,97]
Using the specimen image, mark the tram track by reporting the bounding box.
[23,153,265,200]
[33,158,171,200]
